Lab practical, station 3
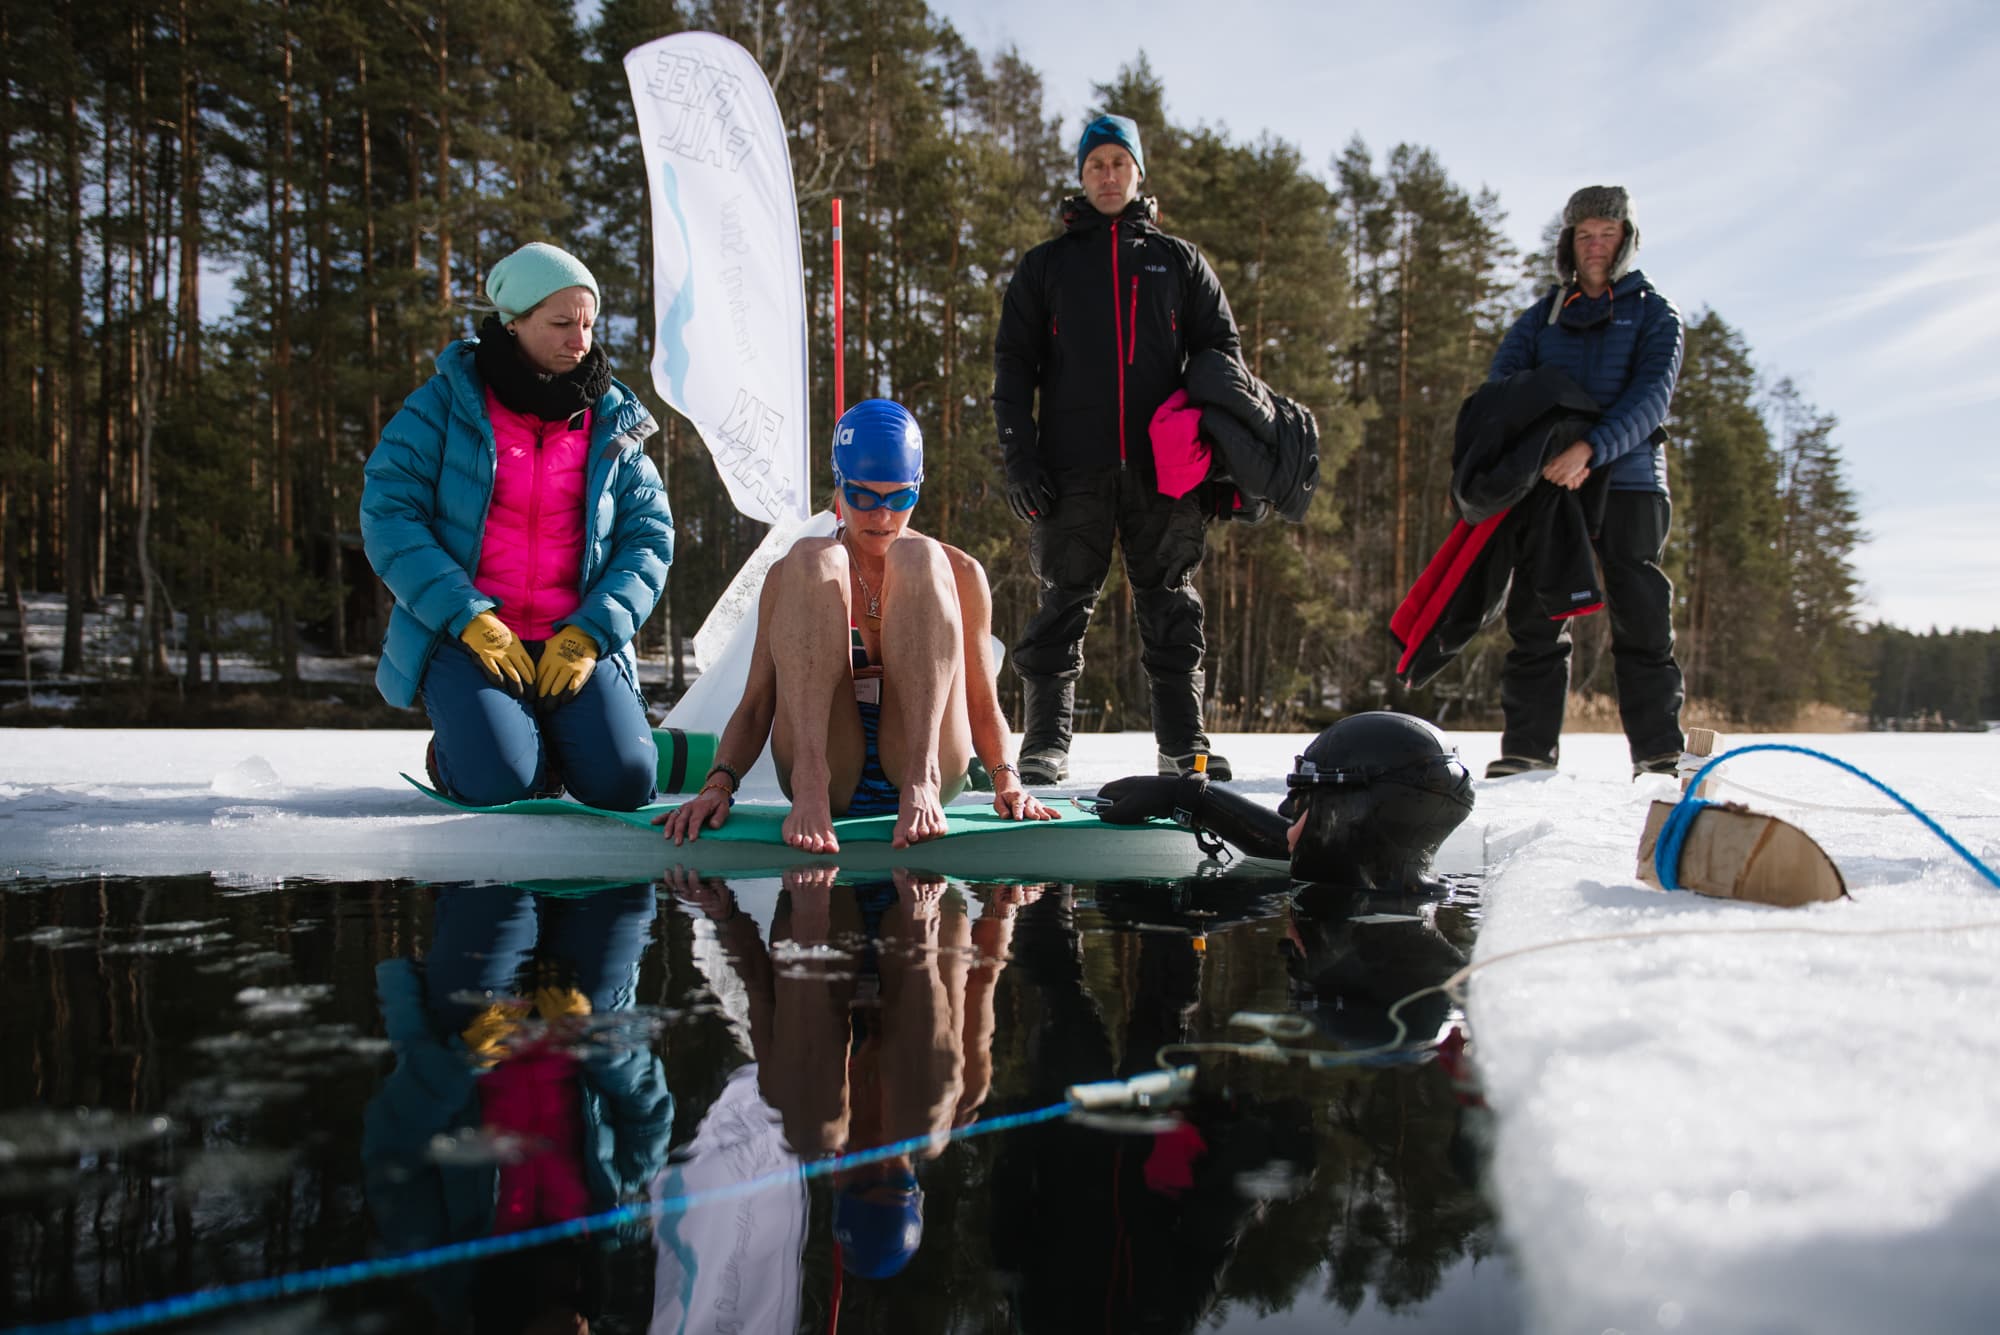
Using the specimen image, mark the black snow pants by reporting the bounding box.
[1012,469,1208,748]
[1498,489,1685,765]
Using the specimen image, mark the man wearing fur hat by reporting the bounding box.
[1484,185,1687,780]
[992,113,1244,786]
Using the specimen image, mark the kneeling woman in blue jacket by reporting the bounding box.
[361,242,673,810]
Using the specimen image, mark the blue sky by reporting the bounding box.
[934,0,2000,632]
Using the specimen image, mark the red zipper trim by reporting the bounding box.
[1111,222,1126,464]
[1127,276,1139,366]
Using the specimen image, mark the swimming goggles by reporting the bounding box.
[842,481,921,512]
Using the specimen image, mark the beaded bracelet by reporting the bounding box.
[698,780,736,807]
[705,762,742,792]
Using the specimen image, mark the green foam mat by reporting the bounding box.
[402,773,1136,843]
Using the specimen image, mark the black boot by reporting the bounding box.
[1150,671,1232,781]
[1017,674,1074,785]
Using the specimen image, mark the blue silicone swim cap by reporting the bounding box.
[831,1173,923,1279]
[832,399,924,485]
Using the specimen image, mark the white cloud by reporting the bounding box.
[1855,501,2000,631]
[1793,219,2000,333]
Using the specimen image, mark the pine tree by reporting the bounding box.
[1673,309,1787,722]
[1768,377,1865,709]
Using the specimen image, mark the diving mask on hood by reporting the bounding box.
[1281,712,1474,889]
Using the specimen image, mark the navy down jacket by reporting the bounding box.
[1489,269,1683,493]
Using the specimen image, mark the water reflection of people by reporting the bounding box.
[651,866,1033,1314]
[1283,881,1468,1050]
[1284,880,1495,1193]
[363,882,672,1335]
[989,886,1318,1333]
[990,865,1504,1332]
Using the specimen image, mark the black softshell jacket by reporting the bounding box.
[1392,367,1608,688]
[994,195,1241,483]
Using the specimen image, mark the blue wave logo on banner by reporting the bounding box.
[656,160,696,405]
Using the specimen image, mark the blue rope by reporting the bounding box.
[15,1099,1076,1335]
[1655,743,2000,892]
[1653,796,1711,891]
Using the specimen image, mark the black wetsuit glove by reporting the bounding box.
[1092,774,1202,825]
[1092,774,1293,861]
[1004,452,1056,523]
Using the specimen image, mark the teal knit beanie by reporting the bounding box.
[486,242,600,322]
[1076,114,1145,180]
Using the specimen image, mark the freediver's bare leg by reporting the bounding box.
[769,538,866,851]
[876,536,972,848]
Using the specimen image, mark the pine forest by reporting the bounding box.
[2,0,1980,730]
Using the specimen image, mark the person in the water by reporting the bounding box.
[1088,711,1475,891]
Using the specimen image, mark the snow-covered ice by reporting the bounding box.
[1464,732,2000,1333]
[4,725,2000,1332]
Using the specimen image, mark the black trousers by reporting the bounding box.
[1499,489,1684,765]
[1013,469,1206,682]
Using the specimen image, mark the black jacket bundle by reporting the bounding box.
[1392,366,1608,688]
[993,195,1241,485]
[1182,349,1320,522]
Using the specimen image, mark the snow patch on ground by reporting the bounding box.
[1469,733,2000,1333]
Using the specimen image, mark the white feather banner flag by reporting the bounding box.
[623,31,810,528]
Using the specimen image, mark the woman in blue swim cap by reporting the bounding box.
[656,400,1056,851]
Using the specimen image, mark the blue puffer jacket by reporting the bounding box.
[361,957,674,1316]
[1489,269,1684,493]
[361,340,674,708]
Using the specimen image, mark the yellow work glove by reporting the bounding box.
[535,624,599,709]
[460,999,530,1068]
[459,612,535,696]
[533,985,591,1021]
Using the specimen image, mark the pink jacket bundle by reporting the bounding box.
[477,391,591,642]
[1148,389,1211,499]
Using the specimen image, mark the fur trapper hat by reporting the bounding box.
[1555,185,1639,285]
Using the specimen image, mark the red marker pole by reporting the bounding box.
[831,197,845,421]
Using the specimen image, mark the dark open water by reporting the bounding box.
[0,866,1520,1333]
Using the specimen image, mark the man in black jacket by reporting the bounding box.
[993,113,1244,784]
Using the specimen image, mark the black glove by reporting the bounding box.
[1004,456,1056,524]
[1091,774,1202,825]
[1094,773,1292,859]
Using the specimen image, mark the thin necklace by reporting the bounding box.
[841,531,883,622]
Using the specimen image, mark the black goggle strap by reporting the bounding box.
[1281,753,1465,815]
[1285,751,1463,789]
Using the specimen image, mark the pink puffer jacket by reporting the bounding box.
[477,391,591,642]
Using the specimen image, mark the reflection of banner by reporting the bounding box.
[649,1066,805,1335]
[624,31,808,525]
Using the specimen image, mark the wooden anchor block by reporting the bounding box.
[1636,798,1847,907]
[1680,727,1719,797]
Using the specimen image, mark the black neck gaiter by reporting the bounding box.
[474,314,613,422]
